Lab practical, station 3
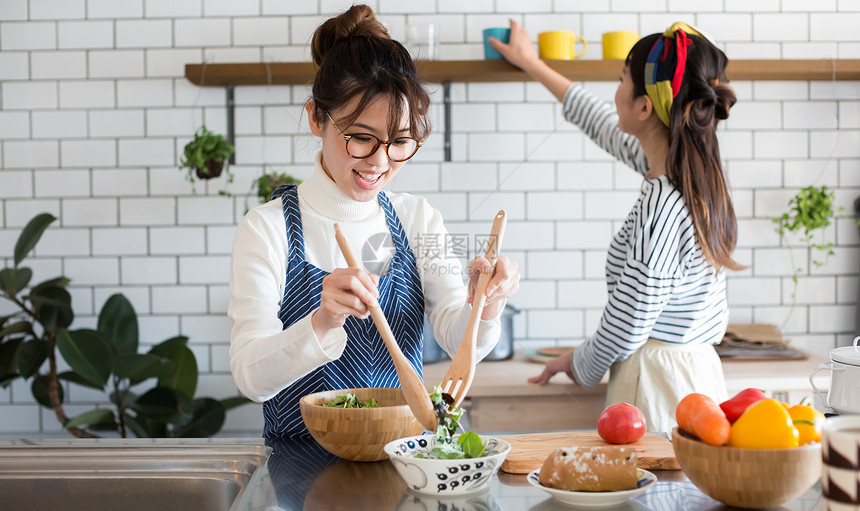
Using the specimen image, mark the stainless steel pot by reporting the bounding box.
[421,305,519,363]
[483,305,519,361]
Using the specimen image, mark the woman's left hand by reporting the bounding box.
[528,349,577,386]
[467,255,520,320]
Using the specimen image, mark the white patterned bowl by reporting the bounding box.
[384,434,511,496]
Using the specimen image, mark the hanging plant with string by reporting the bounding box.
[773,185,846,326]
[180,125,235,192]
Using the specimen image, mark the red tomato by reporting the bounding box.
[597,403,647,444]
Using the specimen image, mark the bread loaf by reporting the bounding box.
[539,446,637,492]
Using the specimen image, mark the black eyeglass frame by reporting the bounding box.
[324,111,422,162]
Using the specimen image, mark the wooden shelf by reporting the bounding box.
[185,59,860,86]
[185,58,860,163]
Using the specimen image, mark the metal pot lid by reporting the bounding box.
[830,336,860,366]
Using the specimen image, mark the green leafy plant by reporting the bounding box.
[774,186,841,279]
[255,172,302,204]
[772,185,859,328]
[0,213,250,438]
[243,171,302,215]
[180,125,235,192]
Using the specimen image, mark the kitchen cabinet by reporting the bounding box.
[422,352,829,433]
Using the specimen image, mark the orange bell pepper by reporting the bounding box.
[787,403,825,445]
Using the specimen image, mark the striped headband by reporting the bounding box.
[644,22,714,127]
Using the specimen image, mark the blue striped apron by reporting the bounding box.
[263,184,425,438]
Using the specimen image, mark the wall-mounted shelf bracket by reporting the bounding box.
[225,84,235,165]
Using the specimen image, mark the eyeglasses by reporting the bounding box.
[325,111,421,162]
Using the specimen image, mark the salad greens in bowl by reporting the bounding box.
[299,387,424,462]
[384,433,510,496]
[383,385,511,495]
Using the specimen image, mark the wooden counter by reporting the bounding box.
[423,351,828,433]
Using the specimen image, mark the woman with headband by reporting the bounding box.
[490,22,741,432]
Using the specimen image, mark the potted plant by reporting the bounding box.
[0,213,251,438]
[255,171,302,204]
[180,125,235,185]
[243,171,303,214]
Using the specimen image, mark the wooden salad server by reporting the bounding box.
[333,223,437,432]
[440,210,507,407]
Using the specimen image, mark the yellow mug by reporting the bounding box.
[602,31,639,60]
[538,31,587,60]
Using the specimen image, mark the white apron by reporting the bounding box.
[605,339,727,434]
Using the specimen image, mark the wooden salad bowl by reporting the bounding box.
[672,427,822,509]
[300,387,425,462]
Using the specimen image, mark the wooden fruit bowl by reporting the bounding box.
[300,387,425,462]
[672,427,822,509]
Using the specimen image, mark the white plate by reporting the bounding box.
[527,469,657,508]
[523,348,554,364]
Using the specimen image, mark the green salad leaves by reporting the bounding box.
[323,393,379,408]
[417,384,486,459]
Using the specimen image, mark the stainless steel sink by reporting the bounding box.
[0,439,271,511]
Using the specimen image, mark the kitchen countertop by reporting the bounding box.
[248,436,824,510]
[0,434,824,510]
[421,351,830,433]
[423,350,829,397]
[0,356,830,509]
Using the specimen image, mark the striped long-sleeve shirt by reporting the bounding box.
[562,84,729,388]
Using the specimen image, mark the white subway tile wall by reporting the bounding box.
[0,1,858,436]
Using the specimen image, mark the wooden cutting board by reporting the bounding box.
[498,432,680,474]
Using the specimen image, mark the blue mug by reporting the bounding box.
[483,28,510,60]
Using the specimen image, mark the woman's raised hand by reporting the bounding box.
[467,255,520,320]
[488,19,573,103]
[487,19,539,70]
[312,268,379,335]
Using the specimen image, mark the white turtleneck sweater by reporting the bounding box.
[228,153,502,403]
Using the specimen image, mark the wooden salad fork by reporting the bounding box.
[333,224,438,432]
[440,210,507,407]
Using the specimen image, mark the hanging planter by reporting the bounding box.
[772,185,859,328]
[243,171,302,215]
[199,159,225,180]
[255,171,302,203]
[180,125,235,192]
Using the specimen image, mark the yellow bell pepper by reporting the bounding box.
[728,399,800,449]
[787,403,825,445]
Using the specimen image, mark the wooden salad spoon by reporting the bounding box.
[440,210,507,407]
[333,223,437,432]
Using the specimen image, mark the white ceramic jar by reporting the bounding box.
[810,336,860,415]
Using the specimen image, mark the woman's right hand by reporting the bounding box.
[312,268,379,337]
[488,19,572,103]
[488,19,540,71]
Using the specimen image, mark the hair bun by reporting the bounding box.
[712,80,736,121]
[311,4,390,66]
[683,97,715,134]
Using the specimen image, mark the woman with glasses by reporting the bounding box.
[228,5,520,438]
[490,21,741,432]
